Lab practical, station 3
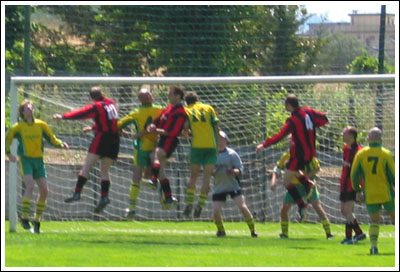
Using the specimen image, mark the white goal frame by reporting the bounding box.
[8,74,395,232]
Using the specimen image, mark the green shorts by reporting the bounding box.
[133,149,152,167]
[190,148,217,165]
[19,156,47,179]
[366,199,395,214]
[283,184,319,203]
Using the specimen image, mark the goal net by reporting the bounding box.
[6,75,395,231]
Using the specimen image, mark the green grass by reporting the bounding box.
[4,221,396,267]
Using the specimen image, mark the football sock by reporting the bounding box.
[345,223,352,239]
[34,200,46,222]
[151,163,161,179]
[129,183,140,210]
[215,220,225,232]
[352,219,363,235]
[198,193,208,207]
[101,180,110,197]
[185,188,195,206]
[245,216,255,232]
[21,198,31,219]
[160,178,172,199]
[369,224,379,248]
[75,175,88,193]
[281,221,289,236]
[321,218,331,236]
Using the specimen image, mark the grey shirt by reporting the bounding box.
[212,147,244,194]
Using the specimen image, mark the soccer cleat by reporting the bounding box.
[161,196,178,210]
[326,233,334,240]
[279,233,289,239]
[64,192,81,203]
[125,209,136,220]
[353,232,366,242]
[32,221,40,234]
[370,246,378,255]
[141,178,158,191]
[340,237,354,245]
[193,205,202,218]
[251,231,258,238]
[20,218,31,230]
[216,230,226,237]
[94,196,110,213]
[183,204,193,217]
[298,204,308,223]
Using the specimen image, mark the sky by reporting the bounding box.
[304,1,398,22]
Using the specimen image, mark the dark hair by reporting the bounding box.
[345,126,358,142]
[285,94,299,108]
[170,86,185,100]
[185,92,198,105]
[90,86,104,101]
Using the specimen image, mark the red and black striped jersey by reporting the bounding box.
[340,143,363,193]
[154,103,187,138]
[263,107,328,161]
[62,97,119,134]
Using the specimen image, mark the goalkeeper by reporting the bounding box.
[6,99,69,234]
[212,131,257,238]
[118,87,163,219]
[270,137,333,239]
[53,86,119,214]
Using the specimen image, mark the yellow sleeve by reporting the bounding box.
[350,151,364,192]
[5,123,19,155]
[118,110,139,130]
[210,106,219,124]
[276,152,290,169]
[40,121,63,147]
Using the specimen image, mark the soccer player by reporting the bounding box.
[6,99,69,233]
[339,126,366,245]
[212,131,257,238]
[145,86,187,209]
[351,127,395,255]
[256,94,328,221]
[118,87,163,219]
[270,137,333,239]
[53,86,119,214]
[183,92,219,218]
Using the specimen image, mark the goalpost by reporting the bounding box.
[7,75,395,232]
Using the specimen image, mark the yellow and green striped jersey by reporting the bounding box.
[185,102,219,149]
[118,104,163,151]
[276,152,320,184]
[5,119,63,158]
[351,143,395,204]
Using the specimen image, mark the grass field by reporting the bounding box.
[4,221,396,268]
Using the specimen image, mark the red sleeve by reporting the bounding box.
[62,104,97,120]
[167,113,186,137]
[263,120,292,148]
[307,107,328,128]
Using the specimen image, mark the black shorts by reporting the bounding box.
[89,132,120,160]
[157,136,179,158]
[340,191,357,202]
[212,190,242,202]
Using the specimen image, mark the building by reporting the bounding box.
[306,12,395,61]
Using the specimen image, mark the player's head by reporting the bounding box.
[137,87,153,105]
[368,127,382,143]
[218,130,229,150]
[168,86,185,104]
[285,94,299,112]
[342,126,358,144]
[19,99,34,120]
[89,86,104,101]
[185,92,198,105]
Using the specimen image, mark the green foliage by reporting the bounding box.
[348,51,395,74]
